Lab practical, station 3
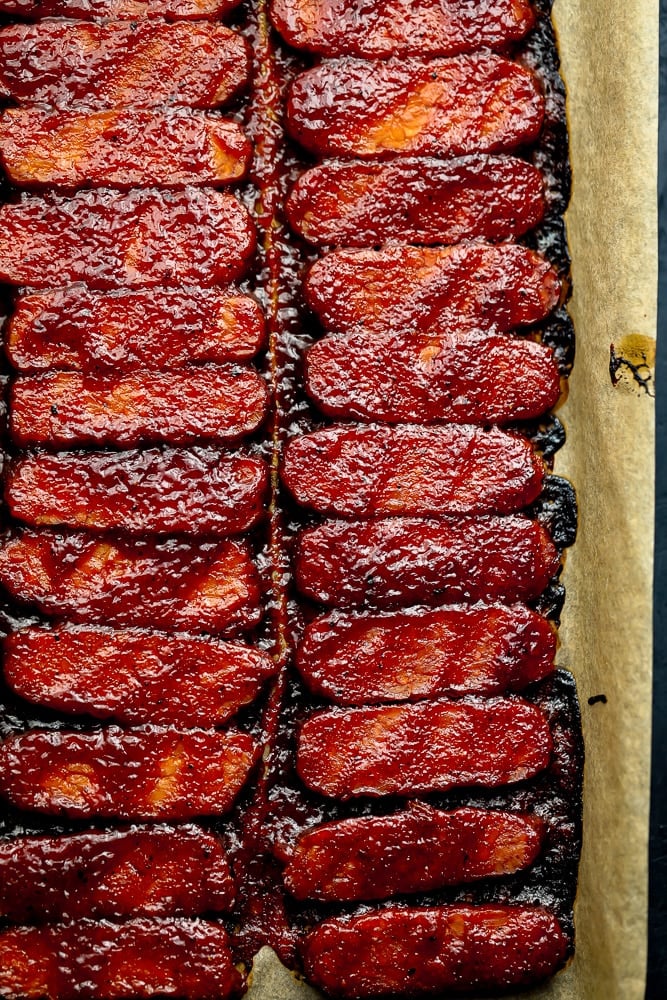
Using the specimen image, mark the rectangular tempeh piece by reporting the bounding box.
[4,625,277,726]
[304,243,561,335]
[270,0,536,59]
[0,0,242,17]
[5,448,270,535]
[10,368,268,447]
[0,727,261,818]
[0,531,262,632]
[0,21,249,109]
[0,108,251,189]
[306,331,562,424]
[301,906,568,998]
[295,515,560,608]
[282,424,544,517]
[296,604,556,703]
[297,697,553,797]
[287,155,544,246]
[287,55,544,160]
[7,286,265,372]
[0,189,256,289]
[0,919,244,1000]
[283,803,545,901]
[0,825,236,920]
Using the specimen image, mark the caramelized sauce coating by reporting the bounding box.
[0,826,236,920]
[283,803,545,900]
[0,530,262,633]
[4,625,277,727]
[297,697,553,798]
[0,0,243,17]
[6,448,269,536]
[296,604,556,703]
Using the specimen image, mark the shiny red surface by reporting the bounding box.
[6,448,269,535]
[0,727,261,818]
[297,697,552,798]
[4,624,277,726]
[6,286,265,372]
[270,0,536,58]
[295,515,560,608]
[296,603,556,703]
[10,368,268,447]
[0,0,242,16]
[0,826,236,920]
[301,906,568,997]
[287,54,544,160]
[0,530,262,633]
[305,243,560,334]
[283,803,545,901]
[0,21,249,109]
[0,189,256,289]
[0,109,251,189]
[0,919,244,1000]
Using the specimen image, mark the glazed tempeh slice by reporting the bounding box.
[0,21,249,109]
[6,448,270,535]
[0,919,244,1000]
[296,604,556,703]
[4,625,277,726]
[0,727,261,818]
[287,55,544,160]
[270,0,536,59]
[297,697,552,797]
[10,368,268,447]
[283,803,545,900]
[301,906,568,997]
[282,424,544,517]
[0,826,236,920]
[296,515,559,608]
[304,243,561,335]
[287,156,544,246]
[0,189,256,289]
[306,331,562,424]
[0,0,243,17]
[0,108,251,189]
[0,531,262,632]
[7,286,265,372]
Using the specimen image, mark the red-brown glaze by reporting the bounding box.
[0,826,236,920]
[10,368,268,447]
[0,189,256,289]
[0,919,244,1000]
[0,0,242,17]
[0,531,262,633]
[0,21,249,109]
[286,156,544,246]
[0,727,261,818]
[0,108,251,189]
[304,243,561,335]
[4,625,277,726]
[6,286,265,372]
[287,55,544,160]
[283,803,545,900]
[297,697,552,798]
[295,515,560,608]
[306,331,561,424]
[282,425,544,517]
[301,906,568,997]
[270,0,536,59]
[296,604,556,703]
[6,448,269,535]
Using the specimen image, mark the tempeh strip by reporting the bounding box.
[6,448,269,535]
[0,530,262,633]
[0,826,236,920]
[296,604,556,703]
[283,803,545,900]
[297,697,552,797]
[0,0,243,17]
[4,625,277,727]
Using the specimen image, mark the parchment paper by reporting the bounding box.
[246,0,659,994]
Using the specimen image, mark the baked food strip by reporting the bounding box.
[0,0,243,18]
